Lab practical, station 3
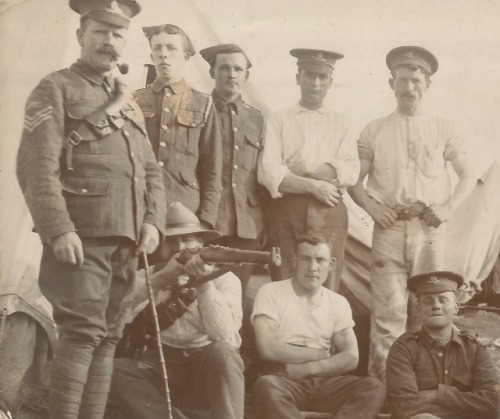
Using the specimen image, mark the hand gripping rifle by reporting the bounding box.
[116,246,281,356]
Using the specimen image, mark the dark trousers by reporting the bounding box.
[39,237,138,419]
[266,194,348,291]
[107,341,245,419]
[253,374,385,419]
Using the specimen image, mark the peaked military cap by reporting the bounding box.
[142,24,196,56]
[70,0,140,28]
[200,44,252,69]
[408,271,465,295]
[290,48,344,74]
[165,202,221,242]
[386,45,438,75]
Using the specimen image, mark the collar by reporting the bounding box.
[211,89,243,114]
[70,59,106,85]
[419,326,465,351]
[150,78,189,94]
[295,102,327,115]
[394,107,424,119]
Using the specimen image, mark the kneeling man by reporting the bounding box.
[252,233,385,418]
[386,271,500,419]
[107,202,244,419]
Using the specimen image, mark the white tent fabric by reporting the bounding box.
[2,0,500,344]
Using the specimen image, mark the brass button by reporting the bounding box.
[234,145,239,151]
[163,108,170,113]
[161,125,168,130]
[160,142,167,147]
[233,164,238,170]
[232,183,237,188]
[159,161,164,167]
[123,130,130,137]
[81,188,88,194]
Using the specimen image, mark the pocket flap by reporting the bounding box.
[179,170,200,190]
[62,177,110,196]
[177,110,204,128]
[141,110,156,118]
[244,133,262,149]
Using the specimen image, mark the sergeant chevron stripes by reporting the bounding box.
[24,106,52,133]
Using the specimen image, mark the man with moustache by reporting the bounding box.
[199,44,265,295]
[258,48,360,291]
[349,46,476,383]
[386,271,500,419]
[252,233,385,418]
[135,24,222,229]
[16,1,166,417]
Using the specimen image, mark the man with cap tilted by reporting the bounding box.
[258,48,360,291]
[199,43,265,296]
[16,1,166,418]
[386,271,500,419]
[349,46,476,382]
[135,24,222,229]
[107,202,244,419]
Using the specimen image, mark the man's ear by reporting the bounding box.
[296,72,301,85]
[76,28,84,47]
[389,77,395,91]
[244,70,250,82]
[426,78,432,89]
[209,67,215,80]
[328,257,336,272]
[184,52,191,61]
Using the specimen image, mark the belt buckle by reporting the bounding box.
[397,208,412,221]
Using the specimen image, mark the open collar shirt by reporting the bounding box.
[358,109,468,207]
[258,103,360,198]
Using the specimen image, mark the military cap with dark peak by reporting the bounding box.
[142,24,196,56]
[70,0,140,28]
[408,271,465,295]
[200,44,252,69]
[386,45,439,75]
[290,48,344,74]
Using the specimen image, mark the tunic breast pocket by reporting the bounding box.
[141,109,156,139]
[66,103,113,154]
[415,366,438,390]
[242,134,262,172]
[177,110,204,156]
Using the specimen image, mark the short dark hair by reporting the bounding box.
[391,63,431,80]
[212,45,251,70]
[145,24,195,56]
[296,233,333,254]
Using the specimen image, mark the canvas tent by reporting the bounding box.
[2,0,500,415]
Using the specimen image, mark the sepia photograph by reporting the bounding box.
[0,0,499,418]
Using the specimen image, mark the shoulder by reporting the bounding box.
[324,289,351,308]
[391,331,420,351]
[133,84,155,104]
[255,279,291,299]
[191,89,212,105]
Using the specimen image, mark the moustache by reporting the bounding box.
[96,46,120,60]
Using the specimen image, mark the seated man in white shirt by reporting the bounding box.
[252,233,385,419]
[106,202,244,419]
[258,48,360,291]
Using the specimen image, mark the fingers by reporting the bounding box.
[135,224,160,255]
[52,232,84,266]
[74,241,84,266]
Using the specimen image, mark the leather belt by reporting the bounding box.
[394,203,426,221]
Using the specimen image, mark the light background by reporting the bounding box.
[1,0,500,292]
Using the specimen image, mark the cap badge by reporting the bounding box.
[426,276,440,285]
[403,51,415,59]
[107,1,124,15]
[312,52,326,62]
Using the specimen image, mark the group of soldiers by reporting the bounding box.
[15,0,500,418]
